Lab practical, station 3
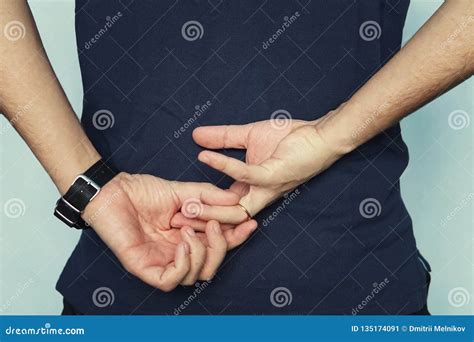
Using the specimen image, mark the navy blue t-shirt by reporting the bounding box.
[57,0,430,314]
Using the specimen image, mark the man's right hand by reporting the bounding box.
[82,172,257,292]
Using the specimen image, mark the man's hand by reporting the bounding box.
[82,172,257,291]
[183,117,342,224]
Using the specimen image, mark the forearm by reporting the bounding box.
[0,0,100,194]
[316,0,473,154]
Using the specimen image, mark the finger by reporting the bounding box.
[180,226,206,285]
[193,124,252,149]
[229,181,249,197]
[140,242,190,292]
[175,182,240,206]
[224,219,258,250]
[171,213,208,230]
[196,232,208,246]
[198,151,274,185]
[171,212,235,231]
[199,221,227,280]
[184,203,249,225]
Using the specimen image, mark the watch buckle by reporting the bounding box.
[73,174,101,201]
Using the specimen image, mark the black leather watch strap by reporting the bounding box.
[62,159,117,211]
[54,159,118,229]
[83,159,118,187]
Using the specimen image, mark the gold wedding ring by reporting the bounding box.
[237,203,252,221]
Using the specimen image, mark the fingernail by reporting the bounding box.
[251,222,258,231]
[186,227,196,237]
[199,153,209,163]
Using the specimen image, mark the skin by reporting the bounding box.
[178,0,473,226]
[0,0,257,291]
[84,173,258,289]
[1,0,473,290]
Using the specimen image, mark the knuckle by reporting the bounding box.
[195,242,207,256]
[240,169,250,182]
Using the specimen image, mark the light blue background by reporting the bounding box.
[0,0,472,315]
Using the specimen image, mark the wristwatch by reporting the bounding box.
[54,159,118,229]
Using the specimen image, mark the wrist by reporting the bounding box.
[312,102,361,156]
[53,159,120,229]
[53,141,101,195]
[81,172,127,227]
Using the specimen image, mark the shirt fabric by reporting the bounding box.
[57,0,431,314]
